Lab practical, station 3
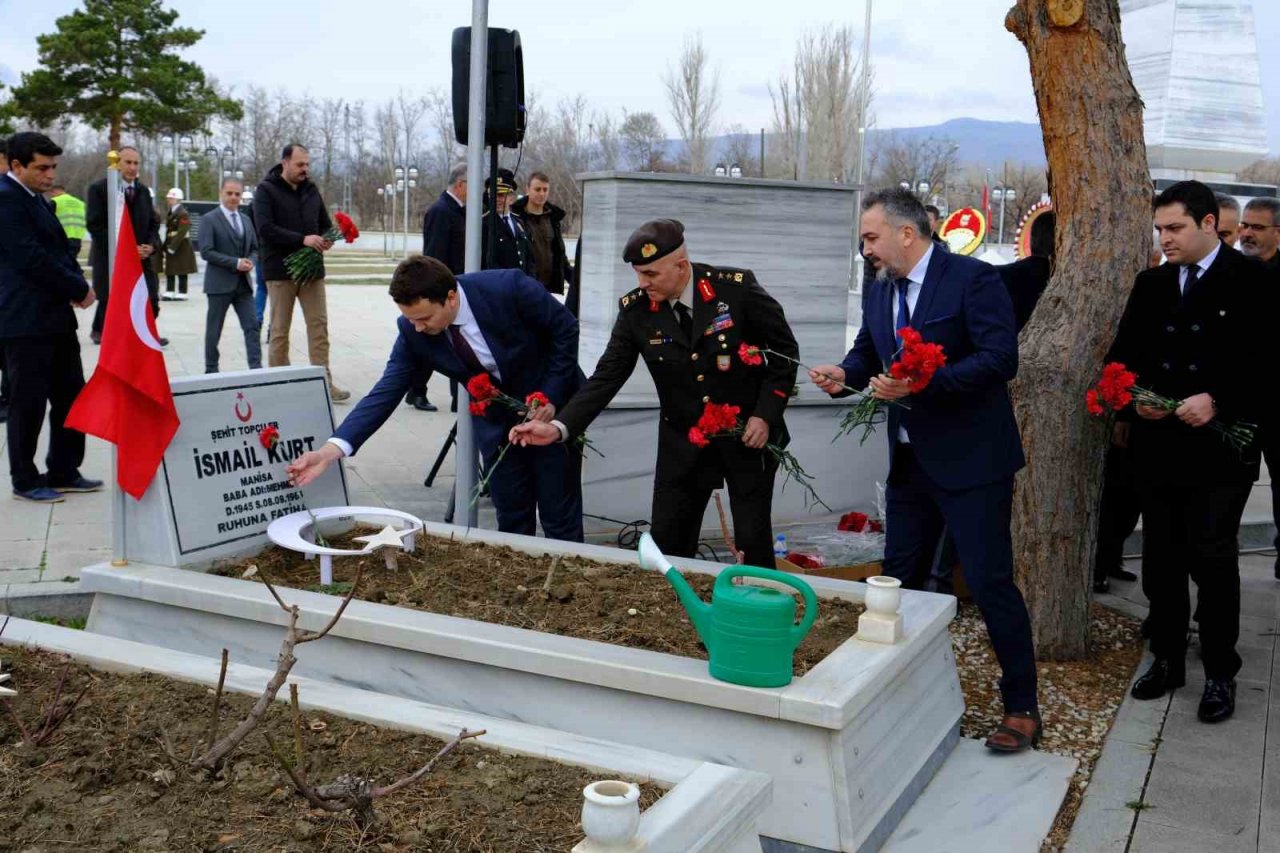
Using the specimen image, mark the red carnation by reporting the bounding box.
[688,427,710,448]
[738,343,764,366]
[469,400,490,416]
[525,391,551,409]
[466,373,498,402]
[334,211,360,243]
[257,425,280,450]
[1085,389,1104,416]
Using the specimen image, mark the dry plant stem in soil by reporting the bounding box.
[193,560,366,772]
[265,724,486,826]
[2,657,90,748]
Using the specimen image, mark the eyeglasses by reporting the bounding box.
[1238,222,1278,233]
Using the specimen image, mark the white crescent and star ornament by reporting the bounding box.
[128,272,164,351]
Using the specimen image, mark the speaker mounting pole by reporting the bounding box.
[458,0,489,528]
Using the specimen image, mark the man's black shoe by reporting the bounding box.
[90,330,102,345]
[410,395,438,412]
[1198,679,1236,723]
[1274,558,1280,581]
[1108,566,1139,582]
[158,337,169,347]
[1131,659,1185,700]
[1093,576,1111,594]
[49,476,104,493]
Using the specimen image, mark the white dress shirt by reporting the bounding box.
[891,244,934,444]
[1179,242,1221,294]
[327,286,500,458]
[219,203,245,237]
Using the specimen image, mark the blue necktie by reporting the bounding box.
[895,278,911,346]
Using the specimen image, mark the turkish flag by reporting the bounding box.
[65,212,180,499]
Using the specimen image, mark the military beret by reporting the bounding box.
[622,219,685,265]
[486,168,516,195]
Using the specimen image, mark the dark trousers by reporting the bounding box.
[1095,445,1142,579]
[3,334,86,492]
[165,274,189,295]
[66,239,82,261]
[205,281,262,373]
[1266,438,1280,556]
[650,442,778,568]
[94,261,160,333]
[481,439,584,542]
[1138,478,1250,680]
[883,446,1038,712]
[408,367,434,401]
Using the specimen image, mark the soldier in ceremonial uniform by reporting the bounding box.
[511,219,799,567]
[481,168,534,275]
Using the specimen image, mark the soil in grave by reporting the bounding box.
[210,531,866,677]
[0,646,661,852]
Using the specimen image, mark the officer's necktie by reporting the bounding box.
[674,302,693,340]
[230,211,243,237]
[503,215,515,236]
[1181,264,1201,298]
[895,278,911,346]
[448,324,487,377]
[124,184,135,205]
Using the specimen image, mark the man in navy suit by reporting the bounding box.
[0,133,102,503]
[812,188,1039,752]
[285,255,585,540]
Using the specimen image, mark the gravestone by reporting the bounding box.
[118,366,348,569]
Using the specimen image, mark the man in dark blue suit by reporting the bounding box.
[285,255,585,540]
[812,188,1039,752]
[0,133,102,503]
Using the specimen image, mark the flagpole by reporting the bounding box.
[106,150,128,567]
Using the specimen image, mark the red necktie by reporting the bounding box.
[448,324,486,377]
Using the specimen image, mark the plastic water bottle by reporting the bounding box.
[774,534,788,561]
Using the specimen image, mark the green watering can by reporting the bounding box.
[638,533,819,688]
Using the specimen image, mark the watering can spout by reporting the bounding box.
[637,533,713,643]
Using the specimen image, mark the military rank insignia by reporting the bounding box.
[697,278,716,302]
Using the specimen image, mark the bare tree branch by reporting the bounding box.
[663,32,721,173]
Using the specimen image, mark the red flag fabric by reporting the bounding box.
[65,210,179,498]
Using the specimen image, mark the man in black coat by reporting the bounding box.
[481,169,534,276]
[1113,181,1268,724]
[0,133,102,502]
[254,143,349,402]
[410,162,469,413]
[86,145,163,346]
[512,171,574,295]
[511,219,799,568]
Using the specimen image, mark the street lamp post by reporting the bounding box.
[388,175,398,254]
[399,164,418,258]
[377,186,388,254]
[993,186,1017,245]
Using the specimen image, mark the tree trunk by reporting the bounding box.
[109,115,121,153]
[1005,0,1151,659]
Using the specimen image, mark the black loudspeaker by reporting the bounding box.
[452,27,526,149]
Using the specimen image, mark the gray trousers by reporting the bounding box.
[205,279,262,373]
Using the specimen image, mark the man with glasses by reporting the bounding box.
[1240,198,1280,269]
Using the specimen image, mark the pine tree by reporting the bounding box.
[4,0,241,148]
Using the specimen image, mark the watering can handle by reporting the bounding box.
[718,566,819,649]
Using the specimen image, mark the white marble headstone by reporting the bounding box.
[118,366,349,569]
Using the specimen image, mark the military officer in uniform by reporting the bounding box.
[511,219,799,568]
[481,168,534,275]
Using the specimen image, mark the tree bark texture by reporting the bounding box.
[1006,0,1151,659]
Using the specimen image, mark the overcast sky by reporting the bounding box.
[1,0,1277,154]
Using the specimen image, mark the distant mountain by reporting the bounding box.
[703,117,1047,171]
[870,118,1047,168]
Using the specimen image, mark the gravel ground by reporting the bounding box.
[949,602,1144,851]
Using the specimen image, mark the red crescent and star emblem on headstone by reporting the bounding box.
[234,392,253,423]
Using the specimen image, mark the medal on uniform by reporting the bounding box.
[711,312,735,332]
[717,354,731,372]
[716,301,729,314]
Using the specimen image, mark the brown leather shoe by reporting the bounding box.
[984,711,1042,753]
[329,386,351,403]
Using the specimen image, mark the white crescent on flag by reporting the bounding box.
[128,273,164,351]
